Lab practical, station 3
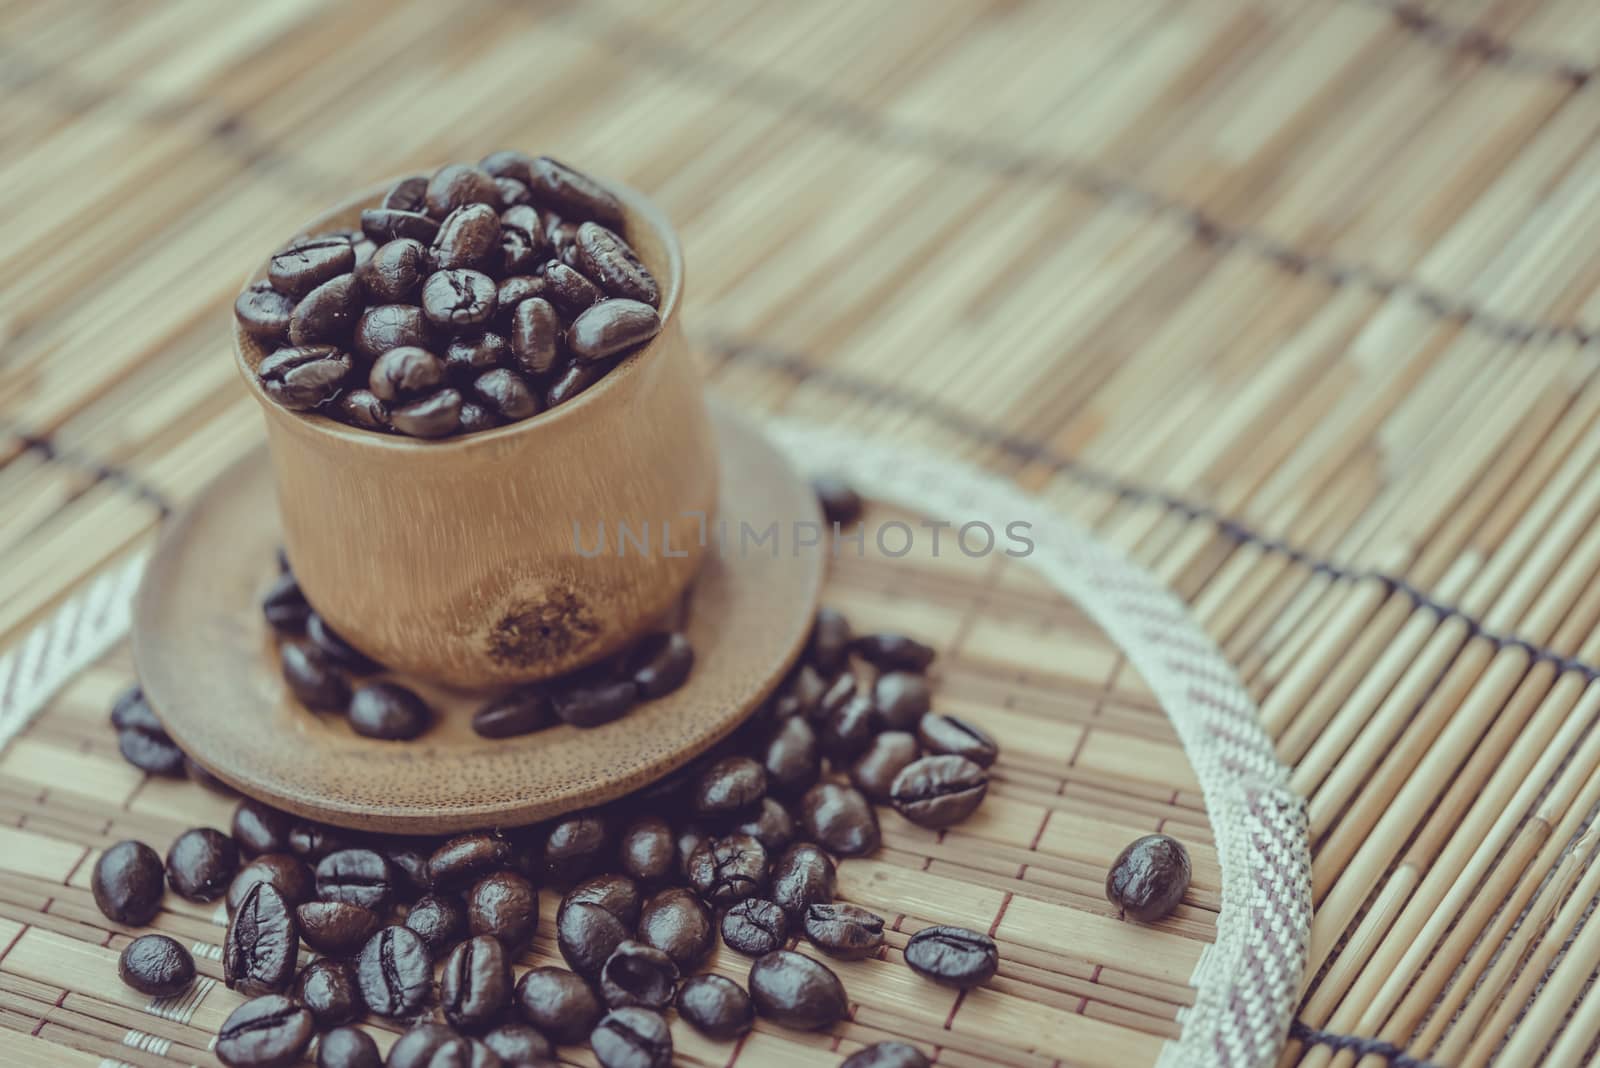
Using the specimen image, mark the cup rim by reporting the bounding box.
[232,168,685,452]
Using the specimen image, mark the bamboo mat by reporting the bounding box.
[4,0,1600,1064]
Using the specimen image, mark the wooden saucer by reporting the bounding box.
[132,402,823,834]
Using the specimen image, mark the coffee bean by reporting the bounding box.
[747,949,848,1031]
[481,1023,553,1067]
[498,294,561,376]
[270,235,355,298]
[442,935,512,1031]
[289,273,361,345]
[851,633,936,673]
[316,848,396,910]
[118,933,194,997]
[166,827,239,901]
[360,238,429,302]
[811,476,862,526]
[255,573,310,636]
[384,844,432,900]
[1105,834,1191,922]
[804,903,885,960]
[384,1023,458,1068]
[675,974,754,1041]
[694,755,767,818]
[472,686,554,738]
[734,796,797,853]
[228,854,315,913]
[423,269,497,328]
[917,713,998,768]
[552,677,637,728]
[406,893,469,956]
[225,881,297,995]
[472,368,540,421]
[674,824,712,882]
[495,177,532,208]
[232,800,293,856]
[444,331,509,380]
[721,898,787,957]
[356,925,433,1018]
[384,176,431,213]
[354,303,431,360]
[297,900,382,955]
[599,940,678,1010]
[873,672,931,731]
[117,709,185,776]
[480,151,535,185]
[687,834,767,905]
[318,1025,382,1068]
[295,957,360,1027]
[782,664,828,719]
[770,843,837,919]
[289,822,350,862]
[763,716,822,799]
[567,299,661,361]
[280,640,350,711]
[369,345,447,402]
[93,840,165,925]
[556,899,628,979]
[890,755,988,828]
[338,388,390,430]
[348,681,432,740]
[258,345,351,410]
[515,966,602,1045]
[498,206,549,275]
[800,782,881,856]
[428,833,511,890]
[468,870,538,949]
[362,208,440,245]
[842,1041,932,1068]
[527,157,623,226]
[392,388,464,438]
[904,925,998,988]
[432,204,501,271]
[542,262,604,316]
[541,811,610,886]
[850,731,920,803]
[591,1006,672,1068]
[427,164,501,218]
[544,357,609,408]
[616,816,675,885]
[636,887,713,969]
[236,281,295,339]
[821,693,878,762]
[626,632,693,699]
[573,223,659,307]
[458,403,499,435]
[817,671,858,722]
[808,608,852,674]
[305,610,375,670]
[215,994,314,1068]
[563,873,642,928]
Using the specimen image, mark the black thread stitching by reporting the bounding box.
[1289,1019,1443,1068]
[9,429,173,518]
[1348,0,1597,85]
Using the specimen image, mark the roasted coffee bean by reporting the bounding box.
[297,900,382,955]
[567,299,660,361]
[316,848,395,910]
[225,882,297,995]
[747,950,848,1031]
[431,204,501,271]
[423,269,497,329]
[259,573,311,633]
[563,873,642,928]
[360,238,429,302]
[618,816,676,884]
[427,164,501,218]
[369,346,447,402]
[694,756,767,818]
[552,677,637,728]
[428,834,511,890]
[406,893,469,955]
[348,682,431,741]
[904,925,998,988]
[232,800,293,856]
[472,368,540,421]
[496,176,533,208]
[354,303,431,359]
[626,632,693,699]
[384,1023,457,1068]
[821,694,878,762]
[118,715,185,776]
[384,175,431,212]
[352,235,378,268]
[637,887,713,969]
[917,713,999,768]
[166,827,239,901]
[270,235,355,298]
[808,608,852,674]
[811,476,862,526]
[318,1025,382,1068]
[442,935,512,1031]
[258,345,351,410]
[599,940,678,1009]
[338,388,390,430]
[236,281,295,339]
[770,843,837,919]
[528,157,624,226]
[541,811,610,886]
[280,641,350,711]
[842,1041,932,1068]
[384,844,432,900]
[721,898,787,957]
[289,273,361,344]
[215,994,314,1068]
[800,782,881,857]
[480,150,535,184]
[110,685,156,730]
[591,1006,672,1068]
[556,900,628,979]
[444,331,509,381]
[542,261,604,315]
[362,208,440,245]
[295,957,360,1027]
[763,716,822,799]
[891,755,988,828]
[289,823,350,862]
[472,686,553,738]
[306,611,381,672]
[1106,833,1191,922]
[675,974,754,1041]
[544,357,609,407]
[457,402,499,435]
[783,664,828,719]
[500,295,560,376]
[687,834,767,905]
[228,854,315,913]
[873,672,932,731]
[119,934,194,997]
[804,903,885,960]
[573,223,658,306]
[735,796,797,854]
[93,840,165,925]
[468,870,538,949]
[392,388,464,438]
[852,633,936,673]
[817,672,858,721]
[850,731,920,802]
[481,1023,553,1066]
[356,925,433,1018]
[515,966,603,1045]
[674,824,712,882]
[499,206,548,275]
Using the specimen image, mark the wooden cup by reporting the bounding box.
[233,179,718,688]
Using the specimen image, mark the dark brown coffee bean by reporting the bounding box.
[821,693,878,762]
[228,854,315,914]
[800,782,881,856]
[289,822,350,862]
[480,151,534,184]
[93,840,165,925]
[1106,833,1191,922]
[369,345,446,402]
[362,208,440,245]
[297,900,382,955]
[481,1023,552,1066]
[442,935,512,1031]
[552,678,637,728]
[542,262,604,315]
[770,843,836,919]
[563,873,642,928]
[527,157,623,225]
[780,664,828,720]
[348,681,431,741]
[556,900,628,979]
[515,966,602,1046]
[674,824,712,882]
[626,633,693,699]
[917,714,999,768]
[289,273,361,344]
[166,827,239,901]
[384,1023,456,1068]
[356,925,433,1018]
[694,756,767,818]
[734,796,797,854]
[405,893,469,956]
[279,641,349,711]
[721,898,787,957]
[225,881,297,995]
[675,974,754,1041]
[610,818,673,887]
[550,218,581,265]
[117,704,185,776]
[851,731,921,803]
[270,235,355,298]
[687,834,767,905]
[495,176,532,209]
[544,357,609,408]
[573,223,658,306]
[232,800,292,856]
[816,672,857,724]
[473,686,553,738]
[506,296,561,376]
[383,844,432,900]
[306,612,380,673]
[316,848,395,910]
[427,164,500,218]
[496,274,545,314]
[337,388,390,430]
[590,1006,672,1068]
[423,269,498,329]
[842,1041,932,1068]
[216,994,314,1068]
[384,176,431,213]
[260,572,310,633]
[318,1025,382,1068]
[890,755,988,828]
[747,950,848,1031]
[599,940,678,1010]
[360,238,429,302]
[637,887,713,969]
[904,925,998,987]
[852,633,936,672]
[472,368,540,421]
[295,957,360,1027]
[541,811,610,886]
[763,716,822,799]
[873,672,931,731]
[468,870,538,949]
[428,833,511,890]
[808,608,852,674]
[568,299,661,361]
[461,401,503,435]
[119,933,194,997]
[811,476,862,526]
[258,345,351,410]
[354,303,431,360]
[392,388,464,438]
[803,903,885,960]
[499,205,549,275]
[432,204,501,272]
[236,281,294,339]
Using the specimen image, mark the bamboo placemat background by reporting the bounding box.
[4,0,1600,1065]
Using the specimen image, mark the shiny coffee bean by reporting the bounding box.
[891,754,989,828]
[93,840,166,925]
[637,887,713,969]
[687,834,767,905]
[544,356,609,408]
[228,854,315,914]
[457,402,499,435]
[1105,834,1191,922]
[808,608,852,674]
[851,633,936,673]
[297,900,382,955]
[600,940,678,1010]
[427,164,501,218]
[356,925,434,1018]
[763,716,822,799]
[771,843,837,919]
[428,833,511,890]
[316,848,395,910]
[850,731,920,802]
[674,823,712,882]
[338,388,390,430]
[817,672,857,721]
[529,157,624,226]
[496,180,532,209]
[363,206,440,245]
[225,882,297,995]
[117,709,185,776]
[821,693,878,762]
[747,950,848,1031]
[917,713,999,768]
[552,677,637,728]
[406,893,470,956]
[442,935,512,1031]
[270,235,355,298]
[384,844,432,900]
[279,641,350,711]
[800,782,881,856]
[567,299,660,361]
[505,295,561,375]
[782,664,828,719]
[563,873,642,928]
[360,238,428,302]
[236,281,295,339]
[721,898,787,957]
[468,870,538,949]
[369,345,446,402]
[472,686,554,738]
[348,681,431,740]
[289,822,350,862]
[873,672,932,730]
[445,331,509,380]
[496,275,546,320]
[384,1023,457,1068]
[626,633,693,699]
[472,368,540,421]
[306,611,380,673]
[258,345,351,410]
[541,811,611,886]
[481,1023,553,1066]
[515,966,603,1046]
[498,205,548,274]
[289,273,361,344]
[215,994,314,1068]
[734,796,797,853]
[542,261,604,315]
[392,387,464,438]
[556,900,628,979]
[260,572,310,633]
[383,175,430,212]
[119,933,194,997]
[573,223,658,307]
[318,1025,382,1068]
[295,957,360,1027]
[166,827,239,901]
[904,925,998,988]
[354,303,431,360]
[676,974,754,1041]
[804,902,885,960]
[422,269,497,329]
[693,756,767,818]
[480,150,534,184]
[842,1041,932,1068]
[232,800,293,856]
[431,204,501,271]
[591,1006,672,1068]
[811,476,863,526]
[618,816,675,885]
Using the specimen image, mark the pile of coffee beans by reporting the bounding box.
[236,152,663,438]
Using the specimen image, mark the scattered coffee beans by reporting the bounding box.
[903,925,999,988]
[118,933,195,997]
[748,950,849,1031]
[215,995,314,1068]
[675,973,755,1040]
[1105,833,1191,922]
[92,840,165,925]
